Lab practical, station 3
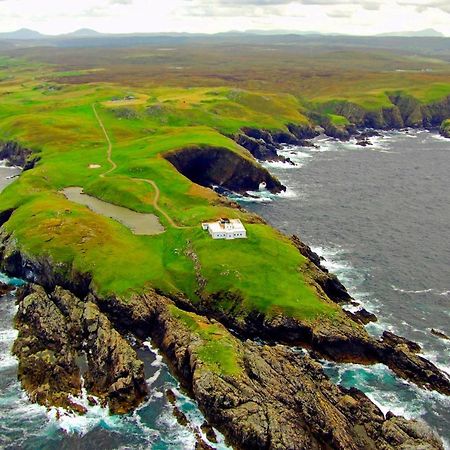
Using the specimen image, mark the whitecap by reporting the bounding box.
[430,133,450,142]
[391,285,434,294]
[262,160,301,169]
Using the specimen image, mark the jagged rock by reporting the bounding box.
[0,141,38,169]
[431,329,449,340]
[291,235,351,304]
[235,133,280,161]
[13,285,148,413]
[1,223,448,449]
[234,127,305,163]
[381,331,422,353]
[201,421,218,443]
[287,123,319,140]
[440,120,450,138]
[347,308,378,325]
[141,293,443,450]
[0,281,14,296]
[13,285,82,410]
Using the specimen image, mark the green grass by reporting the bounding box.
[328,114,350,126]
[169,306,242,376]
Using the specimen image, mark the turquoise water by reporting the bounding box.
[0,274,230,450]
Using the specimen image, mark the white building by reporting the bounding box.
[201,218,247,240]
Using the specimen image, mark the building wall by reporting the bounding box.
[210,230,246,239]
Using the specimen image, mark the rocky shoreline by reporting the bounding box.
[0,222,449,449]
[232,95,450,165]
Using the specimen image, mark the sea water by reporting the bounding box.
[243,130,450,447]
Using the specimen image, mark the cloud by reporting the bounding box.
[185,0,384,17]
[396,0,450,13]
[327,9,353,18]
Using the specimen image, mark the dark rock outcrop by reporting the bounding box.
[233,124,318,164]
[291,235,351,304]
[318,95,450,137]
[13,284,148,413]
[346,308,378,325]
[440,119,450,138]
[164,145,285,194]
[431,328,449,340]
[100,290,444,450]
[0,141,39,169]
[0,281,14,296]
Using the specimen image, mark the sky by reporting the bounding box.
[0,0,449,36]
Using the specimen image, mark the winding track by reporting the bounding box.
[92,104,117,178]
[92,103,184,229]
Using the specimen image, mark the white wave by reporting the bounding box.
[430,133,450,142]
[391,285,434,294]
[227,187,296,204]
[391,285,450,297]
[0,160,21,170]
[147,368,162,386]
[0,352,18,370]
[49,377,116,435]
[262,160,301,169]
[0,329,18,344]
[276,186,297,198]
[323,361,450,421]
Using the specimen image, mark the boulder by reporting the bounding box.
[13,285,147,413]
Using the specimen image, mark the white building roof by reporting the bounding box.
[205,219,246,233]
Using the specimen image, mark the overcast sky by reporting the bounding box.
[0,0,449,36]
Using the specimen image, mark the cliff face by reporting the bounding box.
[318,95,450,139]
[13,284,148,414]
[440,119,450,137]
[0,141,39,169]
[234,124,319,163]
[164,145,286,194]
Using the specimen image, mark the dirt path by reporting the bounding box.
[92,103,185,229]
[133,178,185,229]
[92,104,117,178]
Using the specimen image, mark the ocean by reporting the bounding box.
[0,130,449,448]
[242,130,450,447]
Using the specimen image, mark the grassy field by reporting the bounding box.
[0,40,449,375]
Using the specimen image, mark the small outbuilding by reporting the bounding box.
[201,218,247,240]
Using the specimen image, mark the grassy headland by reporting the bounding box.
[0,37,449,375]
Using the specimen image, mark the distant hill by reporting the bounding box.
[64,28,102,38]
[0,28,45,40]
[243,29,323,36]
[377,28,444,37]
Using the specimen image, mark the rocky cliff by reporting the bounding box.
[13,284,148,414]
[315,94,450,140]
[164,145,286,194]
[0,141,39,169]
[440,119,450,138]
[234,124,319,163]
